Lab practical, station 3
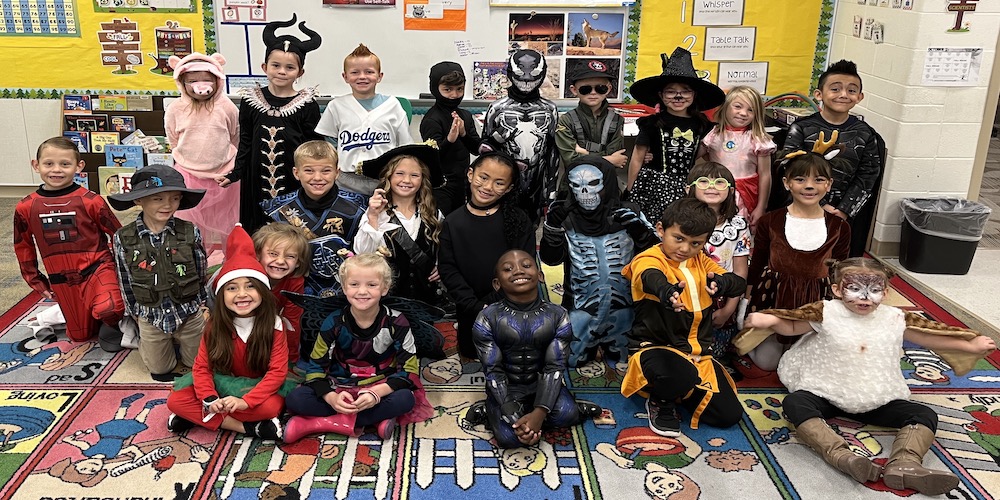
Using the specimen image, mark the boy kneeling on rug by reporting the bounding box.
[464,249,602,448]
[740,257,996,495]
[620,198,748,437]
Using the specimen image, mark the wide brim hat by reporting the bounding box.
[107,164,206,211]
[359,141,444,188]
[629,47,725,110]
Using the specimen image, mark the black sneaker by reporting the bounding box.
[246,417,282,441]
[465,401,487,426]
[166,413,195,433]
[646,399,680,437]
[577,400,603,419]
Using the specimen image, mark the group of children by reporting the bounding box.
[14,22,997,494]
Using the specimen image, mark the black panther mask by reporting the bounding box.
[506,49,546,102]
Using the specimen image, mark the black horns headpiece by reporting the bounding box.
[262,14,322,65]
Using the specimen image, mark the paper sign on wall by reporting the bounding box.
[717,61,768,94]
[922,47,982,86]
[692,0,746,26]
[703,27,756,61]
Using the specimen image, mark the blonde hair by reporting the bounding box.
[253,224,311,278]
[379,155,442,245]
[716,86,770,143]
[344,43,381,72]
[293,140,338,169]
[338,252,394,290]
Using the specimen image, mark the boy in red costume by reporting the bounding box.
[14,137,124,345]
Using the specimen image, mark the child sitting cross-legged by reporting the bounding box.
[283,253,433,442]
[463,249,602,449]
[620,197,748,437]
[740,258,996,495]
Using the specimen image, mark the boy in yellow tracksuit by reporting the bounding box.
[621,197,747,437]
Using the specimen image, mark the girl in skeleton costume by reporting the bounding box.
[221,16,323,234]
[480,49,560,225]
[627,47,724,222]
[540,155,658,368]
[740,258,996,495]
[353,143,446,304]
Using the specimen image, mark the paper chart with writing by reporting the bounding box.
[922,47,982,87]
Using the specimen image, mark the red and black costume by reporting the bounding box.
[14,185,124,341]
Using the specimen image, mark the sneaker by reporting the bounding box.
[247,417,282,441]
[376,418,396,439]
[464,401,487,426]
[167,413,195,433]
[577,400,603,419]
[646,399,681,437]
[119,317,139,349]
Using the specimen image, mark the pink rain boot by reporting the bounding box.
[283,413,359,443]
[375,418,397,439]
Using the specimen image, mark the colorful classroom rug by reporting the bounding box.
[0,276,998,500]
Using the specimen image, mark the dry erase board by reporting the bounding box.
[214,2,629,100]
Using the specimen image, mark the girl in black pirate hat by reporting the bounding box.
[220,14,324,234]
[626,47,725,222]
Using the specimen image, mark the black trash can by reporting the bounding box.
[899,198,991,275]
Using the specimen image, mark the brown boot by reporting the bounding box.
[794,418,881,483]
[883,424,959,495]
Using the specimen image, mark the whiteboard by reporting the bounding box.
[214,2,629,100]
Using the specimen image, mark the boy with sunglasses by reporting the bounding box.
[555,60,626,191]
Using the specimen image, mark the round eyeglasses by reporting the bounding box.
[689,177,731,190]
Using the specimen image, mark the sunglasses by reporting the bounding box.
[689,177,731,190]
[577,84,610,95]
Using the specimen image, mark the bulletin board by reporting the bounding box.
[0,0,210,97]
[215,1,631,100]
[635,0,829,97]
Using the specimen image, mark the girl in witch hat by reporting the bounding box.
[219,15,324,234]
[626,47,725,222]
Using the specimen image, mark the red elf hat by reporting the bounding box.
[214,224,270,294]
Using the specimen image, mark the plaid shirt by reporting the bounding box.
[113,215,209,334]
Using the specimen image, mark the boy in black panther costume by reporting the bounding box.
[465,249,601,448]
[481,49,560,225]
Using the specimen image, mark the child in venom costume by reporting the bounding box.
[465,249,601,448]
[480,49,560,225]
[540,155,658,368]
[420,61,482,216]
[15,137,125,344]
[740,258,996,494]
[221,15,323,234]
[262,141,365,299]
[621,198,747,437]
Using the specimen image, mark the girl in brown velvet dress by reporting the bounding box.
[744,151,851,370]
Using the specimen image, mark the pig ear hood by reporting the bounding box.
[170,52,227,90]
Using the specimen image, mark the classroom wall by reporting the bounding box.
[828,2,1000,254]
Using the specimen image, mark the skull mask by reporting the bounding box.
[568,164,604,211]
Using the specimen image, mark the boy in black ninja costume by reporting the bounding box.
[465,249,602,448]
[420,61,482,217]
[480,49,560,225]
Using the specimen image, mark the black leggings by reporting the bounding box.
[783,390,938,431]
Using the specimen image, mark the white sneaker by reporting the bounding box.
[119,317,139,349]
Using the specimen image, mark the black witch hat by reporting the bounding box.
[263,14,322,66]
[629,47,725,110]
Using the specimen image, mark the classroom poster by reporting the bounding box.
[635,0,823,96]
[403,0,466,31]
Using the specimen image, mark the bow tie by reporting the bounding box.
[672,127,694,142]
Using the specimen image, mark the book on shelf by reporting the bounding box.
[125,95,154,111]
[98,95,128,111]
[89,131,120,153]
[146,153,174,166]
[63,131,89,153]
[98,166,136,196]
[110,115,136,133]
[63,94,92,113]
[104,144,144,169]
[64,114,108,132]
[74,171,90,190]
